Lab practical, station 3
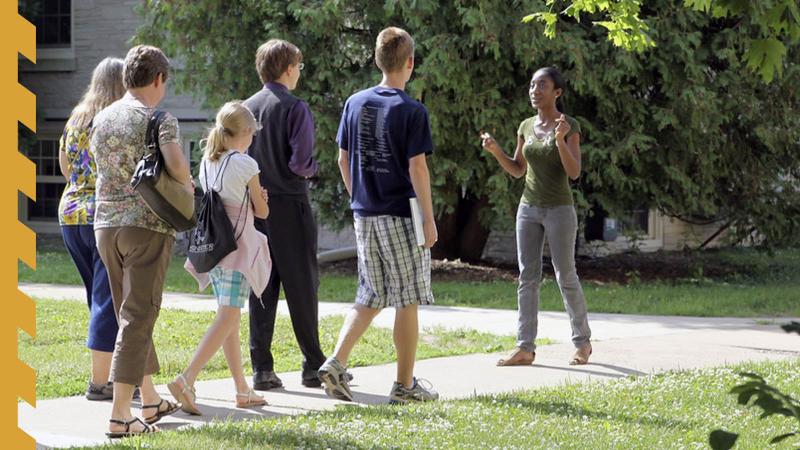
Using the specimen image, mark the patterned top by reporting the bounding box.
[91,93,182,236]
[58,123,96,225]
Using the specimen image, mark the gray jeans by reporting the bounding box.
[516,204,591,352]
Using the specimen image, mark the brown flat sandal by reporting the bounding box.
[167,374,201,416]
[141,398,180,425]
[496,348,535,366]
[570,344,592,365]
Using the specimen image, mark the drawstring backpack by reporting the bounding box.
[187,153,249,273]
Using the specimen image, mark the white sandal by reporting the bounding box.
[167,374,201,415]
[236,388,267,408]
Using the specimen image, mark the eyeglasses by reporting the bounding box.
[297,63,305,71]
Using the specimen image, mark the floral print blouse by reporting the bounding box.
[58,123,97,225]
[91,93,182,237]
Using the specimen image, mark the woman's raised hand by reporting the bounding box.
[480,131,501,155]
[554,114,571,141]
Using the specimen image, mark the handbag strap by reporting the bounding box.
[145,110,167,156]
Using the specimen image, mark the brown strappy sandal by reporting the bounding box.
[496,347,535,366]
[570,343,592,365]
[141,398,180,424]
[106,417,159,439]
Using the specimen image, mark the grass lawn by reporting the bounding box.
[20,248,800,317]
[21,298,528,400]
[86,357,800,449]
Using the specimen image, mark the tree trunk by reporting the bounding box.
[432,194,491,263]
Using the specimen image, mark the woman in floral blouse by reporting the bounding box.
[93,45,190,437]
[58,57,127,402]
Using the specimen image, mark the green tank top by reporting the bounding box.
[517,114,581,208]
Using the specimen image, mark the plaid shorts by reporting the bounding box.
[209,267,251,308]
[354,215,434,309]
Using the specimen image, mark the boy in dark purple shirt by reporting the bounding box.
[244,39,326,390]
[318,27,439,404]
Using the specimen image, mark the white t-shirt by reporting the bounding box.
[199,150,260,205]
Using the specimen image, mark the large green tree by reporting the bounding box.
[136,0,799,259]
[526,0,800,82]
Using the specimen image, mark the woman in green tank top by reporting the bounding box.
[481,67,593,367]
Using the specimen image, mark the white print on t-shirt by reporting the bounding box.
[357,105,391,174]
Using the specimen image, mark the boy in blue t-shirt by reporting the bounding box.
[318,26,439,404]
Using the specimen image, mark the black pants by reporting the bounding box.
[249,196,325,374]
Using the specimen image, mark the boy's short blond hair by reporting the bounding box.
[255,39,303,84]
[375,27,414,73]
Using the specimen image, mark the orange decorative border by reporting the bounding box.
[4,2,37,448]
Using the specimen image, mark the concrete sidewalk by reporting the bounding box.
[19,282,791,343]
[20,327,799,448]
[18,282,800,448]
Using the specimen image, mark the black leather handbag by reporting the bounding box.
[130,110,196,232]
[187,154,248,273]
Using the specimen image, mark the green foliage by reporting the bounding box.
[531,0,800,82]
[708,429,739,449]
[525,0,655,53]
[743,37,788,82]
[135,0,800,248]
[710,324,800,449]
[521,1,800,247]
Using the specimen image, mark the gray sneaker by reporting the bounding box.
[389,377,439,404]
[318,357,353,401]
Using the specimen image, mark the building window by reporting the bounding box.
[19,0,75,72]
[585,204,652,242]
[32,0,72,48]
[26,139,65,221]
[29,182,64,220]
[188,140,202,178]
[619,208,649,236]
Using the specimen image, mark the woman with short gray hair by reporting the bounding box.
[93,45,190,437]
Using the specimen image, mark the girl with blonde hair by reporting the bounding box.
[170,101,271,413]
[57,57,129,401]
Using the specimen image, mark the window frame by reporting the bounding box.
[20,0,75,70]
[21,135,67,233]
[35,0,73,49]
[610,209,664,251]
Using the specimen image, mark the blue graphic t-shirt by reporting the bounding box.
[336,86,434,217]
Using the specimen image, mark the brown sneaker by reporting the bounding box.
[496,347,535,366]
[570,343,592,365]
